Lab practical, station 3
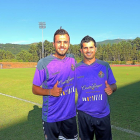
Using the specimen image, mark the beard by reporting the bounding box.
[55,49,68,56]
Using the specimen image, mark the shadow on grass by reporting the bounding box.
[0,81,140,140]
[0,105,44,140]
[108,81,140,139]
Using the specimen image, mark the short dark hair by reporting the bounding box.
[53,28,70,42]
[80,35,96,48]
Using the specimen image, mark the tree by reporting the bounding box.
[16,50,33,62]
[44,40,54,56]
[29,44,39,62]
[37,42,42,59]
[116,43,122,61]
[126,42,133,61]
[5,51,15,59]
[111,44,117,61]
[0,50,6,59]
[102,44,109,61]
[96,44,103,60]
[137,51,140,62]
[131,37,140,50]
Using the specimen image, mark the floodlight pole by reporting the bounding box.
[39,22,46,58]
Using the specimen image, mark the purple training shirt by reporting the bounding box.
[33,54,76,122]
[76,59,116,118]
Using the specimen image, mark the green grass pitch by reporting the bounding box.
[0,67,140,140]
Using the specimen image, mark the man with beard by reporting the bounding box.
[76,35,117,140]
[32,28,78,140]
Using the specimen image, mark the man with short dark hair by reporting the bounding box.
[76,35,117,140]
[32,28,78,140]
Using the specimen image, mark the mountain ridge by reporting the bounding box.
[0,39,132,55]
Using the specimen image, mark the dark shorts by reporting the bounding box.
[77,110,112,140]
[42,116,78,140]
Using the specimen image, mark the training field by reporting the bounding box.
[0,66,140,140]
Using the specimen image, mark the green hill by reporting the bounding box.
[0,39,131,55]
[0,43,30,55]
[97,39,130,45]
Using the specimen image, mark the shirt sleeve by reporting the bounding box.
[33,60,46,86]
[107,65,116,85]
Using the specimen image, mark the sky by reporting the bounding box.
[0,0,140,45]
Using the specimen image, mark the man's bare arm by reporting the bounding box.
[32,81,62,97]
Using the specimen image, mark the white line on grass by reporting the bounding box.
[0,92,42,107]
[111,125,140,137]
[1,93,140,137]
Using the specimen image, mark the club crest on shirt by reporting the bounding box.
[98,71,104,78]
[71,64,75,71]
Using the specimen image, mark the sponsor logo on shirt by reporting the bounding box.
[60,86,75,96]
[71,64,75,71]
[82,83,102,90]
[98,71,104,78]
[58,76,74,86]
[82,94,103,101]
[58,77,75,96]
